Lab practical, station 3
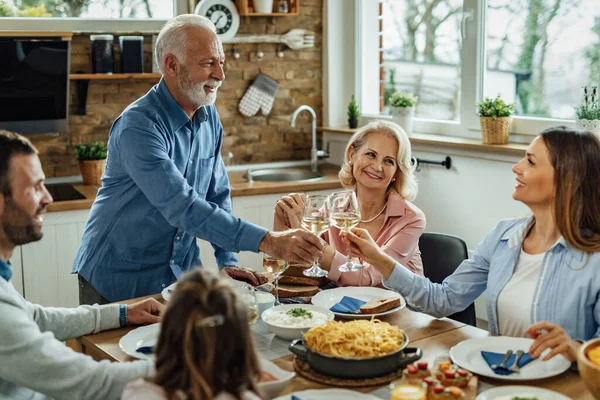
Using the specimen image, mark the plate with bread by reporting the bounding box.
[270,263,330,299]
[311,286,405,319]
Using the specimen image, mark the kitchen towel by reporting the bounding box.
[238,73,279,117]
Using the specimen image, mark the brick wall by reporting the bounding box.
[29,0,322,178]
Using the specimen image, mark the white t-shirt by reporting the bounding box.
[121,378,263,400]
[497,248,544,337]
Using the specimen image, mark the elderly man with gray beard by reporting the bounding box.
[73,14,323,304]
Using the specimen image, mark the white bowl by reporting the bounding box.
[256,292,276,316]
[261,304,335,341]
[257,358,295,400]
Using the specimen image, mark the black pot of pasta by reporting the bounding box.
[289,331,422,379]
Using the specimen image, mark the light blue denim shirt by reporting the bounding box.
[73,79,268,302]
[383,216,600,341]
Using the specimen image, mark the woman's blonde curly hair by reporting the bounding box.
[338,120,418,201]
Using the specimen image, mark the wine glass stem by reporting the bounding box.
[274,273,280,305]
[345,229,353,265]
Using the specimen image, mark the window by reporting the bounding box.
[359,0,600,137]
[0,0,186,30]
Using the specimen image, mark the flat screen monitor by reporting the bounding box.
[0,38,70,134]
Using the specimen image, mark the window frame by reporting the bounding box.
[357,0,576,140]
[0,0,187,31]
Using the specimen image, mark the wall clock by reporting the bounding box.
[194,0,240,42]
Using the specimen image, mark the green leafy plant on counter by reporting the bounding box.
[75,141,108,161]
[389,91,418,108]
[477,95,516,120]
[347,94,360,120]
[575,85,600,120]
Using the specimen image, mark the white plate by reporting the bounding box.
[476,385,572,400]
[161,282,177,301]
[257,359,295,400]
[311,286,405,319]
[274,389,380,400]
[450,337,571,381]
[119,323,160,360]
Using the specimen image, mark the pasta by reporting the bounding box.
[303,319,405,359]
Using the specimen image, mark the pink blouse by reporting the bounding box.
[324,190,425,287]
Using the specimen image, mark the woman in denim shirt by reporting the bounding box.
[344,127,600,363]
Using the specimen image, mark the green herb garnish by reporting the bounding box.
[286,308,313,319]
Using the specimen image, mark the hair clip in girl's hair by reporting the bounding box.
[198,314,225,328]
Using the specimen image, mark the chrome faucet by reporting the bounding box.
[290,105,328,173]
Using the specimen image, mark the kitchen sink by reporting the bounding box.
[245,168,325,182]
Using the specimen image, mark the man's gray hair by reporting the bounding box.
[155,14,217,73]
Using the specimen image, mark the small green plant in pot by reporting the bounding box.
[477,95,516,144]
[75,141,107,186]
[347,94,360,129]
[389,91,418,136]
[575,85,600,135]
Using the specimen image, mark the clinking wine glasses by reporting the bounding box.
[329,190,364,272]
[301,194,330,277]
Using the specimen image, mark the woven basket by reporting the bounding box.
[79,159,106,186]
[480,116,511,144]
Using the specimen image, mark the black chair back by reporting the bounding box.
[419,232,477,326]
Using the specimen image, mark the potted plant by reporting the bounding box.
[575,85,600,135]
[477,95,516,144]
[389,91,418,136]
[347,94,360,129]
[75,141,107,186]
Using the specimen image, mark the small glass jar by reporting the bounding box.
[389,382,426,400]
[277,0,289,13]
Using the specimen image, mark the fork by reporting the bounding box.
[509,350,525,373]
[490,349,513,370]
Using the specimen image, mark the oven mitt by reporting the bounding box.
[238,73,279,117]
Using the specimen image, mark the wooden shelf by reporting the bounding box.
[235,0,299,16]
[70,73,161,80]
[0,31,72,40]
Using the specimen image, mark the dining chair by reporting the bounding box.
[419,232,477,327]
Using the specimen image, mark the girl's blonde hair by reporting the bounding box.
[338,120,418,201]
[154,269,261,400]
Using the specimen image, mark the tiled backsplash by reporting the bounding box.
[28,0,322,177]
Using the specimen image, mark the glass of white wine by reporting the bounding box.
[301,194,330,277]
[263,253,288,306]
[329,190,363,272]
[235,281,258,324]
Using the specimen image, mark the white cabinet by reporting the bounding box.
[10,246,24,296]
[198,189,333,271]
[21,209,89,308]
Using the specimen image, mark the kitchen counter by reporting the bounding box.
[46,164,343,213]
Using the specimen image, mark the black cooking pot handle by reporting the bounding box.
[400,347,422,364]
[289,338,308,360]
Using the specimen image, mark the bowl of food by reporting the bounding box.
[257,358,295,400]
[577,337,600,399]
[261,304,334,341]
[289,319,422,379]
[256,292,276,316]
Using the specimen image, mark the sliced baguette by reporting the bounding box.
[270,284,319,298]
[359,297,401,314]
[278,275,321,286]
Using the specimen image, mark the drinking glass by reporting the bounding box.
[235,281,258,324]
[263,253,289,306]
[301,194,330,277]
[329,190,363,272]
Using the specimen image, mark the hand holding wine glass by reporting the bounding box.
[301,194,330,277]
[329,190,364,272]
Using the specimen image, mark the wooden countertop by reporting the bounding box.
[47,164,343,213]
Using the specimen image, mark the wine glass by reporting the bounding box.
[234,281,258,324]
[301,194,330,277]
[329,190,363,272]
[263,253,288,306]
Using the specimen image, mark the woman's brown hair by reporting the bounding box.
[541,126,600,252]
[154,269,261,400]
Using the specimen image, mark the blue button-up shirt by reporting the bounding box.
[384,216,600,341]
[73,79,268,302]
[0,259,11,282]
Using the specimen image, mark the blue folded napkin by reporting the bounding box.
[481,351,535,375]
[329,296,367,313]
[291,396,301,400]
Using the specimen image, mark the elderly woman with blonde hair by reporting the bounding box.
[273,120,425,287]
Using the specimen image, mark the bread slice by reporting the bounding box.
[270,284,319,298]
[359,297,401,314]
[278,275,321,286]
[281,264,330,286]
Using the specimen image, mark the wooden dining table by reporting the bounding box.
[75,294,594,399]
